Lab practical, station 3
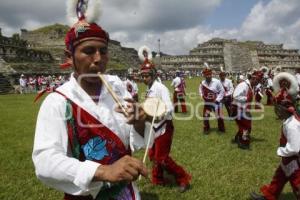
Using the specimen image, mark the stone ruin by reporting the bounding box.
[0,28,56,94]
[0,24,141,94]
[160,38,300,73]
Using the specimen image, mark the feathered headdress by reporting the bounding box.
[67,0,102,25]
[260,66,270,79]
[273,72,298,96]
[219,66,226,76]
[139,45,156,75]
[273,72,299,112]
[272,66,282,76]
[202,62,212,76]
[260,66,269,74]
[138,45,153,62]
[60,0,109,69]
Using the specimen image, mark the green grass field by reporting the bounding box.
[0,77,295,200]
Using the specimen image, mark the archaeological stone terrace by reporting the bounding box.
[1,24,300,93]
[160,38,300,72]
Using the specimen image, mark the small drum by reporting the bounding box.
[141,97,167,121]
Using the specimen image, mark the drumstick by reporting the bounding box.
[98,73,129,117]
[139,98,160,180]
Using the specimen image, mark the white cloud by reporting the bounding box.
[0,0,300,56]
[109,0,300,55]
[101,0,222,32]
[239,0,300,47]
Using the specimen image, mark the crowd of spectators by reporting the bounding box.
[18,74,69,94]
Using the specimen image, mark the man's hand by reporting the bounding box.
[115,98,146,123]
[94,155,148,183]
[115,98,147,136]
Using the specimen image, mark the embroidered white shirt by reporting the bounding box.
[32,74,151,199]
[221,78,234,97]
[199,78,225,102]
[146,80,173,137]
[277,115,300,157]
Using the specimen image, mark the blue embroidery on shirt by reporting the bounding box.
[82,137,109,161]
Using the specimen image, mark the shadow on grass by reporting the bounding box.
[140,192,159,200]
[251,136,267,143]
[248,192,295,200]
[279,192,295,200]
[200,127,226,135]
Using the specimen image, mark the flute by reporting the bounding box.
[98,73,129,117]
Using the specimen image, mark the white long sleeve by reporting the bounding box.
[233,81,248,103]
[215,80,225,102]
[146,81,173,138]
[277,116,300,157]
[221,79,234,96]
[32,94,102,196]
[32,75,146,198]
[199,78,224,101]
[171,77,180,88]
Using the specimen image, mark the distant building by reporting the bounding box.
[160,38,300,72]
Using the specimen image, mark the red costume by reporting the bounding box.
[251,72,300,200]
[254,83,263,109]
[232,71,263,149]
[171,74,187,113]
[140,55,191,191]
[199,68,225,133]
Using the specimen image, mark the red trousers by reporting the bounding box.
[148,120,191,186]
[231,105,252,145]
[260,157,300,200]
[203,103,225,132]
[255,93,262,109]
[222,96,232,117]
[173,91,187,113]
[266,89,273,105]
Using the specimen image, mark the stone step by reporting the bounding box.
[0,73,13,94]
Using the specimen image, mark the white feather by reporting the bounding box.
[273,72,299,95]
[86,0,102,23]
[204,62,209,68]
[66,0,78,25]
[138,45,152,62]
[260,66,269,74]
[66,0,102,25]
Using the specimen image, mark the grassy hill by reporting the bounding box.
[31,23,69,35]
[0,77,295,200]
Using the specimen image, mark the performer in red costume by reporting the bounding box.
[199,64,225,134]
[33,1,150,199]
[231,70,263,149]
[219,69,234,117]
[250,72,300,200]
[140,47,191,192]
[171,70,187,113]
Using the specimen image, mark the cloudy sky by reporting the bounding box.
[0,0,300,55]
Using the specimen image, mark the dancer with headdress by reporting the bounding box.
[261,66,274,105]
[250,72,300,200]
[32,1,151,199]
[219,66,234,117]
[231,70,264,149]
[199,63,225,134]
[171,70,187,113]
[124,68,139,102]
[254,82,264,110]
[139,45,191,192]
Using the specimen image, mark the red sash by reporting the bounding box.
[201,84,216,102]
[56,91,136,200]
[221,82,228,92]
